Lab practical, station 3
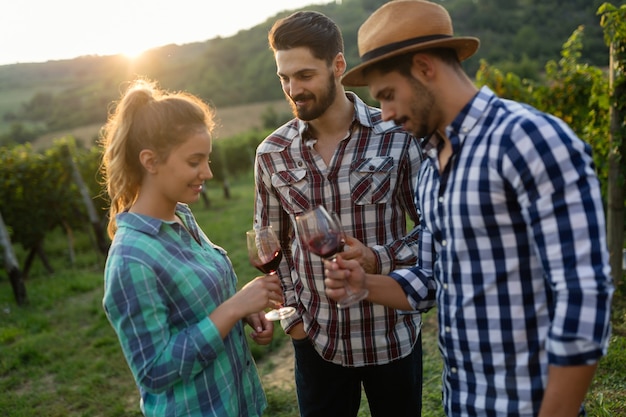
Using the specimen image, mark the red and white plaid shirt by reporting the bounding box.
[254,92,424,366]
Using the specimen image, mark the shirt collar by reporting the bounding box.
[423,85,496,158]
[116,203,192,236]
[446,85,495,140]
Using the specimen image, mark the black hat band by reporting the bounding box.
[360,34,452,62]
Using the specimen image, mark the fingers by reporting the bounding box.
[324,258,350,301]
[249,312,274,345]
[255,276,287,315]
[325,285,348,301]
[237,275,286,316]
[340,237,359,260]
[247,312,263,333]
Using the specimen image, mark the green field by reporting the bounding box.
[0,177,624,417]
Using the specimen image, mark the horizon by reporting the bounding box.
[0,0,335,66]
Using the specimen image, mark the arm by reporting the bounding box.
[538,364,598,417]
[325,256,413,310]
[253,153,295,301]
[372,134,423,274]
[507,117,614,409]
[210,275,282,339]
[325,220,436,312]
[253,150,302,333]
[104,262,282,393]
[340,133,423,274]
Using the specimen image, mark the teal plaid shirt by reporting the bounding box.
[103,203,266,417]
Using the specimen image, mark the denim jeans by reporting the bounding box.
[292,333,423,417]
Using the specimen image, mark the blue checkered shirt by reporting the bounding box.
[103,203,266,417]
[392,86,614,416]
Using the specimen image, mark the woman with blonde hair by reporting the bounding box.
[100,78,281,417]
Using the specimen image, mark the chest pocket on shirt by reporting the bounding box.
[271,169,309,215]
[350,156,395,205]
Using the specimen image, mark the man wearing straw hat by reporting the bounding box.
[325,1,614,416]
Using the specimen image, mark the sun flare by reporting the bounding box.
[119,44,149,60]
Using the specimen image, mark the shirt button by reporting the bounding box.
[369,165,375,171]
[445,326,451,333]
[438,196,444,203]
[451,367,458,373]
[443,283,448,290]
[441,240,447,246]
[297,161,304,167]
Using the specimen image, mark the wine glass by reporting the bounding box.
[246,226,296,321]
[295,206,369,308]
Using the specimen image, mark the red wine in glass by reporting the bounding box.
[250,250,283,274]
[307,231,344,259]
[246,226,296,321]
[296,206,369,308]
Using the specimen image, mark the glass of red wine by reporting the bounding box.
[246,226,296,321]
[296,206,369,308]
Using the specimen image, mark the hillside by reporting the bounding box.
[0,0,609,145]
[31,99,291,150]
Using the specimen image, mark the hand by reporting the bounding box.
[324,255,367,302]
[246,312,274,345]
[340,236,377,273]
[287,321,307,340]
[210,274,284,340]
[233,274,285,317]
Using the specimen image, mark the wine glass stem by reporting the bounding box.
[268,272,285,308]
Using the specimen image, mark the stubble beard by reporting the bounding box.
[408,77,436,139]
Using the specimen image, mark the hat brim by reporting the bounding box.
[342,37,480,87]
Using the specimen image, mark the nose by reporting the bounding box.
[285,79,302,98]
[202,162,214,181]
[380,103,395,122]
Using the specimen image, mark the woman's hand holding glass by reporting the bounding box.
[246,226,296,321]
[238,274,284,344]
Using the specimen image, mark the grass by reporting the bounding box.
[0,176,624,417]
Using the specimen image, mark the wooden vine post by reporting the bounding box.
[601,3,626,287]
[0,210,28,305]
[61,145,110,256]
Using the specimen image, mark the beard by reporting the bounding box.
[404,76,436,139]
[287,72,337,121]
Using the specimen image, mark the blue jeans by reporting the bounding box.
[292,333,423,417]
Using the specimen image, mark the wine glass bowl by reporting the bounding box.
[246,226,296,321]
[296,206,369,308]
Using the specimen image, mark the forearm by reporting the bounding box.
[538,364,598,417]
[365,273,413,310]
[209,300,244,339]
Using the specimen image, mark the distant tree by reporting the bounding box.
[0,122,38,145]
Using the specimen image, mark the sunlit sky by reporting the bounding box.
[0,0,335,66]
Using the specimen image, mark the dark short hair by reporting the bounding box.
[364,48,460,80]
[268,11,344,65]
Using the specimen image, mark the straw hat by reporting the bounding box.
[342,0,480,86]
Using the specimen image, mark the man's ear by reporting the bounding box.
[410,52,434,82]
[334,52,347,77]
[139,149,158,174]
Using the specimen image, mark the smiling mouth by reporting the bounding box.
[293,95,313,106]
